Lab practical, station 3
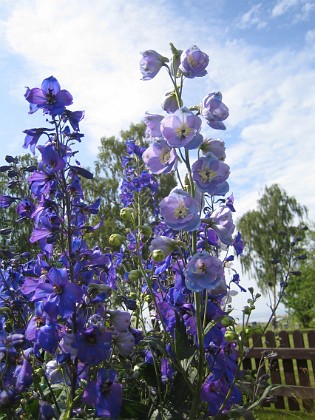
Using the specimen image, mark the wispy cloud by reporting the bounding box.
[237,3,267,30]
[271,0,315,22]
[1,0,314,221]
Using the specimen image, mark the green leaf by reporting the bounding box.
[138,362,159,387]
[174,312,195,360]
[119,399,150,419]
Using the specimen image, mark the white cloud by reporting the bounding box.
[237,3,267,30]
[1,0,315,225]
[271,0,315,21]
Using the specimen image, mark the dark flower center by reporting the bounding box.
[53,284,63,294]
[101,381,113,395]
[46,89,56,105]
[86,333,97,345]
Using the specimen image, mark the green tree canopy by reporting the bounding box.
[237,184,308,322]
[282,228,315,328]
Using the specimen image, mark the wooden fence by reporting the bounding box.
[243,329,315,412]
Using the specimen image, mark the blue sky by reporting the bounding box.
[0,0,314,321]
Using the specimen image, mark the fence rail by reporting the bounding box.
[243,329,315,412]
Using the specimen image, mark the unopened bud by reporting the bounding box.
[220,316,235,327]
[109,234,125,247]
[120,208,135,221]
[224,330,238,342]
[152,249,166,262]
[128,270,143,281]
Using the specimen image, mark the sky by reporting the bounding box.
[0,0,314,322]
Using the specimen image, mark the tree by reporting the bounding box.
[0,153,38,256]
[237,184,308,325]
[79,122,177,248]
[282,228,315,328]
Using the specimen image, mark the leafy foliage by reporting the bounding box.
[237,184,308,322]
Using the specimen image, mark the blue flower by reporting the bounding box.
[185,251,226,293]
[159,188,200,232]
[25,76,73,115]
[83,368,122,419]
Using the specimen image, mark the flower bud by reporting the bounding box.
[140,225,152,237]
[220,316,235,327]
[128,270,143,281]
[120,207,134,221]
[109,234,125,247]
[151,249,166,262]
[224,330,238,342]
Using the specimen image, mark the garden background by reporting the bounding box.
[0,0,314,320]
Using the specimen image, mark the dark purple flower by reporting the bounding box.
[142,139,178,174]
[233,231,244,256]
[161,107,202,148]
[83,368,122,419]
[16,198,35,220]
[62,109,85,131]
[140,50,169,81]
[226,193,236,212]
[0,195,17,208]
[14,351,33,391]
[77,327,112,365]
[201,92,229,130]
[192,155,230,196]
[25,76,73,115]
[159,188,200,231]
[39,401,55,420]
[35,321,59,354]
[37,142,66,173]
[30,267,83,318]
[200,375,241,416]
[185,251,225,293]
[179,45,209,78]
[23,128,50,154]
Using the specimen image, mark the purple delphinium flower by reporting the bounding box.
[201,92,229,130]
[143,112,164,140]
[159,188,200,232]
[161,90,180,113]
[200,138,226,161]
[16,198,35,221]
[62,109,85,131]
[108,310,131,332]
[210,206,235,246]
[37,142,66,173]
[226,193,236,212]
[179,45,209,78]
[149,235,178,257]
[233,231,244,256]
[200,374,242,417]
[22,128,51,155]
[30,267,83,318]
[25,76,73,115]
[0,195,17,208]
[76,327,112,365]
[113,330,135,357]
[185,251,225,293]
[192,154,230,196]
[161,107,202,148]
[140,50,169,81]
[142,139,178,174]
[83,368,122,419]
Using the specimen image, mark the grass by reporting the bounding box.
[253,408,315,419]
